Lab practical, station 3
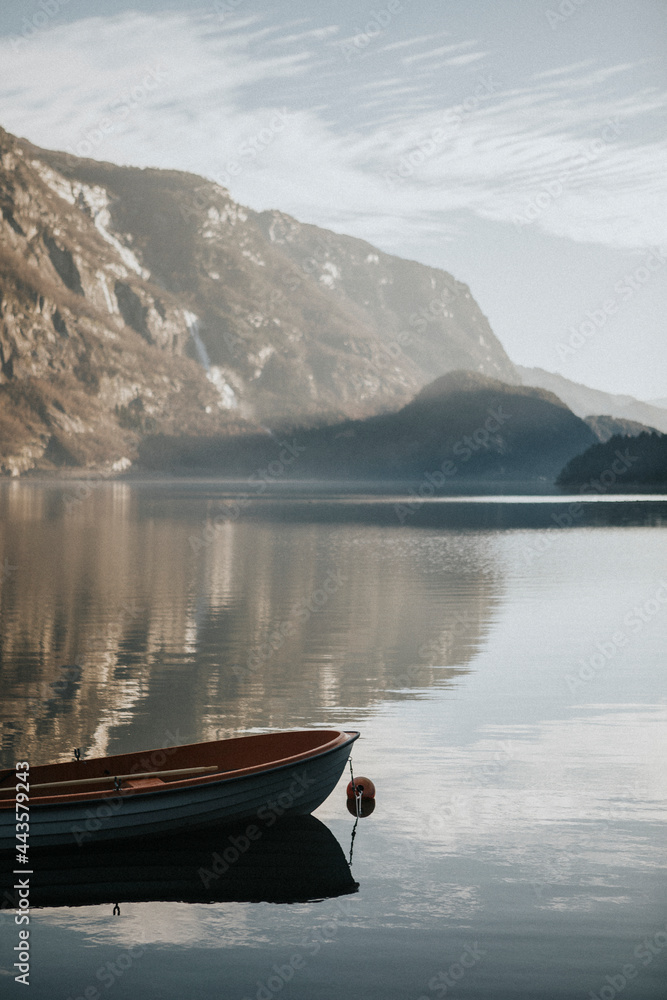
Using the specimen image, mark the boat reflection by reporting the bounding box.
[2,816,358,909]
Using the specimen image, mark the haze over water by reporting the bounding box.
[1,482,666,999]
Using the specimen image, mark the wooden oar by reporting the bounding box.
[29,765,219,792]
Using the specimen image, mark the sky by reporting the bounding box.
[0,0,665,401]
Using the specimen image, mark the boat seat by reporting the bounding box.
[123,777,166,789]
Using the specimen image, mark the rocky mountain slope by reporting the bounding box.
[517,366,667,434]
[0,125,517,474]
[139,370,598,485]
[0,130,253,475]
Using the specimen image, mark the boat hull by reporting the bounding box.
[0,730,359,849]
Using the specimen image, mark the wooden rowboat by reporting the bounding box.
[0,729,359,849]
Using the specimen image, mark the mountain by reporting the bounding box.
[0,125,517,475]
[584,414,658,443]
[517,366,667,434]
[138,370,598,485]
[557,432,667,490]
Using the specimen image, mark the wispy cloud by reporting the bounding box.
[401,40,479,64]
[261,24,340,46]
[532,61,594,81]
[0,10,665,256]
[380,34,441,53]
[445,52,488,67]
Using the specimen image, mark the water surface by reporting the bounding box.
[0,483,665,998]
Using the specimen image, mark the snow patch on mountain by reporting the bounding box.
[320,261,341,288]
[207,366,237,409]
[31,161,149,279]
[242,249,265,266]
[97,272,119,315]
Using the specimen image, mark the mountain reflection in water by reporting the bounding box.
[0,482,502,765]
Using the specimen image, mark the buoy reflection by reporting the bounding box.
[346,796,376,818]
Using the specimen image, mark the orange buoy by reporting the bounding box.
[346,776,375,800]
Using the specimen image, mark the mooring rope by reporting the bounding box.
[348,758,362,817]
[347,757,361,866]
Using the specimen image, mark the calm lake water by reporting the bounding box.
[1,482,666,999]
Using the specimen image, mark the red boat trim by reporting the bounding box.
[0,730,360,809]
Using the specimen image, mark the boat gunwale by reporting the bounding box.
[0,729,360,809]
